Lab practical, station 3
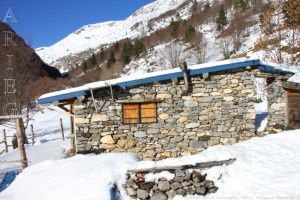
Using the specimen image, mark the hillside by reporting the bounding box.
[36,0,299,83]
[0,22,65,116]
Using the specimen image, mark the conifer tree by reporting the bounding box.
[90,53,97,66]
[185,25,196,42]
[133,39,146,57]
[122,40,134,64]
[107,50,116,68]
[82,61,88,73]
[170,20,180,37]
[235,0,247,11]
[216,5,227,31]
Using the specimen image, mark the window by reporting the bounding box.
[123,103,157,124]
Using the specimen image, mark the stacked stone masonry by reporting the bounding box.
[74,67,288,160]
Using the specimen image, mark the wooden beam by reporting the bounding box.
[283,81,300,92]
[127,158,236,173]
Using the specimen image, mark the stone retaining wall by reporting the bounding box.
[125,170,218,199]
[74,68,260,160]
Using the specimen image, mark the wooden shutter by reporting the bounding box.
[123,104,139,124]
[140,103,157,123]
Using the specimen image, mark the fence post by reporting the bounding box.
[3,129,8,153]
[60,118,65,141]
[30,124,35,145]
[16,117,28,169]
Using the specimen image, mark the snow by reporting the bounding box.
[0,105,71,172]
[145,171,175,182]
[288,73,300,83]
[0,140,69,171]
[254,77,268,132]
[2,130,300,199]
[0,153,139,200]
[38,58,259,102]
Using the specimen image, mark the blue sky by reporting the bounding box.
[0,0,154,48]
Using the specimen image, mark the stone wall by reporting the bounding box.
[266,76,287,132]
[74,68,259,160]
[125,170,218,199]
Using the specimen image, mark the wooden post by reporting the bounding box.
[3,129,8,153]
[15,117,28,169]
[70,104,76,153]
[60,118,65,141]
[30,124,35,145]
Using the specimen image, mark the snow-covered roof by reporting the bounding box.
[37,58,296,104]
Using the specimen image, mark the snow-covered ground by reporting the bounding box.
[0,105,71,173]
[1,130,300,199]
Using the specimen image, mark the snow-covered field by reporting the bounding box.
[1,130,299,200]
[0,105,71,174]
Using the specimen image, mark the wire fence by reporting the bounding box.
[0,118,68,157]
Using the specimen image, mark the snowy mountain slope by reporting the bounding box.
[36,0,192,70]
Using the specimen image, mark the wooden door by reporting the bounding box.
[287,91,300,129]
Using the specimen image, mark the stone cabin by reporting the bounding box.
[37,59,299,160]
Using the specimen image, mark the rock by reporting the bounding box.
[174,176,185,182]
[189,140,205,148]
[100,135,114,144]
[157,93,172,99]
[158,180,170,192]
[175,169,186,177]
[125,187,136,196]
[75,118,89,124]
[207,186,218,194]
[192,92,208,97]
[185,123,199,129]
[129,88,144,94]
[223,96,234,101]
[171,182,182,190]
[139,182,155,192]
[223,89,233,94]
[204,180,214,189]
[137,189,149,199]
[211,92,221,96]
[166,190,176,199]
[177,116,188,123]
[117,139,136,149]
[175,188,187,196]
[159,113,169,120]
[91,114,109,122]
[151,191,167,200]
[134,131,147,138]
[195,186,207,195]
[184,101,199,108]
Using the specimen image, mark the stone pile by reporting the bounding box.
[125,169,218,200]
